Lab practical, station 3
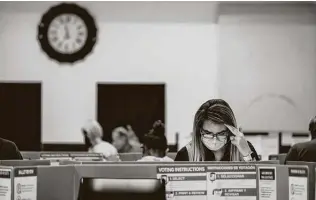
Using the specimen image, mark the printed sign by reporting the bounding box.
[14,168,37,200]
[206,165,257,200]
[40,153,71,160]
[157,166,207,200]
[40,153,72,165]
[0,168,12,200]
[289,167,308,200]
[258,167,277,200]
[70,153,104,161]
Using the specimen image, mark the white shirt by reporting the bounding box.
[137,156,174,162]
[89,141,118,159]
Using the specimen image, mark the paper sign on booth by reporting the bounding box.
[289,167,308,200]
[0,168,12,200]
[157,166,207,200]
[258,167,277,200]
[206,165,257,200]
[40,153,72,165]
[70,153,104,161]
[14,168,37,200]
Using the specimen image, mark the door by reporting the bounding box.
[97,83,165,143]
[0,82,42,151]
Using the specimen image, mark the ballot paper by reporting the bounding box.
[206,165,257,200]
[258,167,277,200]
[0,168,12,200]
[288,167,308,200]
[157,166,207,200]
[14,168,37,200]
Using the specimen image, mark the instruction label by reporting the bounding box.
[157,166,207,200]
[258,167,277,200]
[0,168,12,200]
[289,167,307,200]
[14,168,37,200]
[206,165,257,200]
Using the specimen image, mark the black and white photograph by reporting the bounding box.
[0,1,315,200]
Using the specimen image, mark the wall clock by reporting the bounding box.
[37,3,97,64]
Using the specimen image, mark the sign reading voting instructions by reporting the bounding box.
[157,166,207,200]
[14,168,37,200]
[157,165,256,200]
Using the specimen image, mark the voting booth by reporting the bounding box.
[287,161,316,200]
[0,161,310,200]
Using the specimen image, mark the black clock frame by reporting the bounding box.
[37,3,97,64]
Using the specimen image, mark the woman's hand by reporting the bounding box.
[225,124,252,157]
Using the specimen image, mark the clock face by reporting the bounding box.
[37,3,97,64]
[48,14,88,54]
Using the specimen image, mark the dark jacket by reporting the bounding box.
[285,139,316,163]
[0,138,23,160]
[175,141,259,161]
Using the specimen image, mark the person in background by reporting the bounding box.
[112,125,142,153]
[175,99,259,161]
[137,120,173,162]
[82,120,120,161]
[126,125,142,149]
[0,137,23,160]
[285,116,316,162]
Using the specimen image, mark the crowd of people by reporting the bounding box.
[1,98,316,163]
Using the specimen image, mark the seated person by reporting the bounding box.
[112,126,142,153]
[82,120,120,161]
[0,137,23,160]
[137,120,173,162]
[285,116,316,162]
[175,99,259,161]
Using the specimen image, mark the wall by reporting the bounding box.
[218,3,316,133]
[0,2,219,144]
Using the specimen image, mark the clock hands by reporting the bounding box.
[64,25,70,40]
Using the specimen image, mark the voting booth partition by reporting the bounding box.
[0,160,51,166]
[287,161,316,200]
[21,152,105,162]
[21,151,177,162]
[0,161,310,200]
[0,165,41,200]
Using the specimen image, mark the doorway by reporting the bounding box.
[97,83,165,143]
[0,82,42,151]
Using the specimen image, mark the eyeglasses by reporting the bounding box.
[200,129,229,142]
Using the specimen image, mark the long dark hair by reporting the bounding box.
[143,120,168,157]
[190,99,242,161]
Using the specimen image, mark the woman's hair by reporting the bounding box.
[82,120,103,139]
[191,99,242,161]
[143,120,168,156]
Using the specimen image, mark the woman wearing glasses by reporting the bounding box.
[175,99,259,161]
